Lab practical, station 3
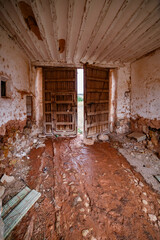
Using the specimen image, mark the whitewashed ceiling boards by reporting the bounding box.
[0,0,160,67]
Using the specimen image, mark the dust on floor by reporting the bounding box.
[3,136,160,239]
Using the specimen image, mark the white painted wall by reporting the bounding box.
[131,49,160,123]
[0,26,30,135]
[35,68,43,130]
[115,64,131,133]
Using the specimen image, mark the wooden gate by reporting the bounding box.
[43,67,77,136]
[84,65,109,138]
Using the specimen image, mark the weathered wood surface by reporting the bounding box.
[84,65,109,138]
[4,189,41,239]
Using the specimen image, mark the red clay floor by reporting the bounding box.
[8,136,160,240]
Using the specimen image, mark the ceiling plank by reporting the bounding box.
[1,0,44,61]
[30,0,54,61]
[109,16,160,61]
[91,0,144,63]
[122,32,160,62]
[73,0,106,63]
[73,0,94,62]
[66,0,86,64]
[54,0,69,61]
[80,0,113,62]
[99,0,160,62]
[0,17,35,61]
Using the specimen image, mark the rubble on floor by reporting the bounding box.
[83,138,95,145]
[98,133,109,142]
[83,133,109,145]
[127,131,146,142]
[0,124,45,159]
[109,133,160,193]
[0,129,159,239]
[0,124,47,240]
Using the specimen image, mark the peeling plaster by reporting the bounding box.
[0,26,30,135]
[115,64,131,134]
[131,48,160,130]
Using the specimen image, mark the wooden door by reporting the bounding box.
[43,67,77,136]
[84,65,109,138]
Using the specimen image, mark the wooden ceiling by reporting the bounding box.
[0,0,160,67]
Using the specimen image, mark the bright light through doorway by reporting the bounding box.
[77,69,84,134]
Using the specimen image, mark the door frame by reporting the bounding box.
[83,64,110,138]
[42,67,77,136]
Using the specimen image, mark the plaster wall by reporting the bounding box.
[131,49,160,131]
[0,26,30,135]
[35,67,43,131]
[115,64,131,133]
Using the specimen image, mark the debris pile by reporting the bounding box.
[0,124,46,174]
[0,124,46,199]
[109,133,160,193]
[0,124,46,240]
[147,128,160,158]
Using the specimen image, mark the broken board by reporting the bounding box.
[3,188,41,239]
[154,175,160,183]
[2,186,31,218]
[127,132,146,142]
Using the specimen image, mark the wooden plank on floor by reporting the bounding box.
[4,190,41,239]
[2,186,31,218]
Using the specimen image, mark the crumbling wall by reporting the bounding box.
[115,64,131,134]
[0,26,30,135]
[131,49,160,131]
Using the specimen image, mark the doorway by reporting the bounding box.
[43,66,110,137]
[77,69,84,135]
[43,67,77,136]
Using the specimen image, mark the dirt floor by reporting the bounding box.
[5,136,160,240]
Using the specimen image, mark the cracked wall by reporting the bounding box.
[131,49,160,132]
[115,64,131,134]
[0,26,30,135]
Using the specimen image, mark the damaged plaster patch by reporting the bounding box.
[18,1,42,40]
[58,39,65,53]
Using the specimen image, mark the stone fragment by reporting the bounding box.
[33,139,38,144]
[9,159,17,166]
[0,186,5,198]
[73,196,82,206]
[82,229,89,237]
[84,202,89,208]
[83,138,94,146]
[68,182,74,186]
[127,132,146,142]
[148,214,157,222]
[91,237,97,240]
[139,181,144,187]
[80,208,85,212]
[38,133,46,138]
[36,143,45,149]
[98,134,109,142]
[34,203,39,209]
[1,174,15,183]
[62,173,66,179]
[142,192,147,196]
[142,207,147,213]
[142,200,148,205]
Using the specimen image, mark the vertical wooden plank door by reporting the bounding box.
[84,65,109,138]
[43,67,77,136]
